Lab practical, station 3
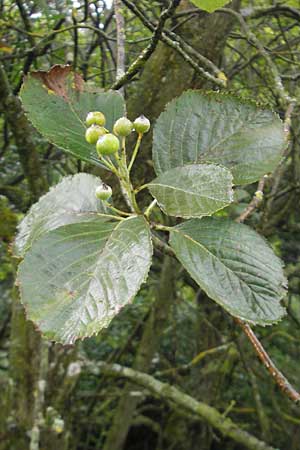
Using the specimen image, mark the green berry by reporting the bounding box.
[85,125,107,144]
[86,111,106,127]
[95,184,112,201]
[96,133,120,155]
[113,117,133,137]
[133,115,150,134]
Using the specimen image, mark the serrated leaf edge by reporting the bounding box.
[169,221,287,326]
[148,163,234,219]
[16,215,153,345]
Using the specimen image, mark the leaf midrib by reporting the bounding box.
[171,227,283,309]
[149,182,230,202]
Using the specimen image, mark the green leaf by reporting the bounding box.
[20,65,125,165]
[190,0,229,12]
[153,91,285,185]
[169,217,287,325]
[14,173,109,257]
[148,164,233,218]
[17,216,153,344]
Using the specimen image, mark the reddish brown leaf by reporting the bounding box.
[30,64,84,100]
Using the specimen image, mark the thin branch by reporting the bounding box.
[241,5,300,22]
[111,0,181,90]
[236,176,266,223]
[155,343,232,377]
[120,0,225,87]
[151,233,175,258]
[235,101,300,403]
[219,8,295,107]
[235,318,300,404]
[92,361,277,450]
[114,0,126,94]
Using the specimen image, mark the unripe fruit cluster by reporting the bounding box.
[85,111,150,156]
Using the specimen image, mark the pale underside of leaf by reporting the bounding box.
[170,217,287,325]
[148,164,233,218]
[17,216,153,345]
[15,173,109,257]
[153,91,285,185]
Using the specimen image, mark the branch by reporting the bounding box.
[92,361,277,450]
[241,5,300,22]
[219,8,295,107]
[236,176,266,223]
[235,103,300,403]
[114,0,126,94]
[235,318,300,404]
[111,0,181,90]
[120,0,225,88]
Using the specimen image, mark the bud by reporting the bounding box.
[255,190,264,201]
[52,418,64,434]
[133,115,150,134]
[113,117,133,137]
[85,111,106,127]
[95,184,112,201]
[96,133,120,155]
[85,125,107,144]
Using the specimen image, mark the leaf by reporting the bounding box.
[190,0,229,12]
[20,65,125,165]
[148,164,233,218]
[169,217,287,325]
[0,42,13,53]
[14,173,109,257]
[153,91,286,185]
[17,216,153,344]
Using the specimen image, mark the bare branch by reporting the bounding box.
[111,0,181,90]
[92,361,277,450]
[235,318,300,404]
[114,0,126,94]
[120,0,226,88]
[219,8,295,107]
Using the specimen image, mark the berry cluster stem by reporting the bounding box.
[114,140,141,214]
[128,133,143,172]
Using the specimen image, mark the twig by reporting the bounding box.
[219,8,295,107]
[120,0,225,88]
[155,343,232,377]
[241,5,300,22]
[29,341,49,450]
[236,176,266,223]
[235,120,300,402]
[112,0,181,90]
[92,361,277,450]
[151,233,175,258]
[235,318,300,404]
[114,0,126,94]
